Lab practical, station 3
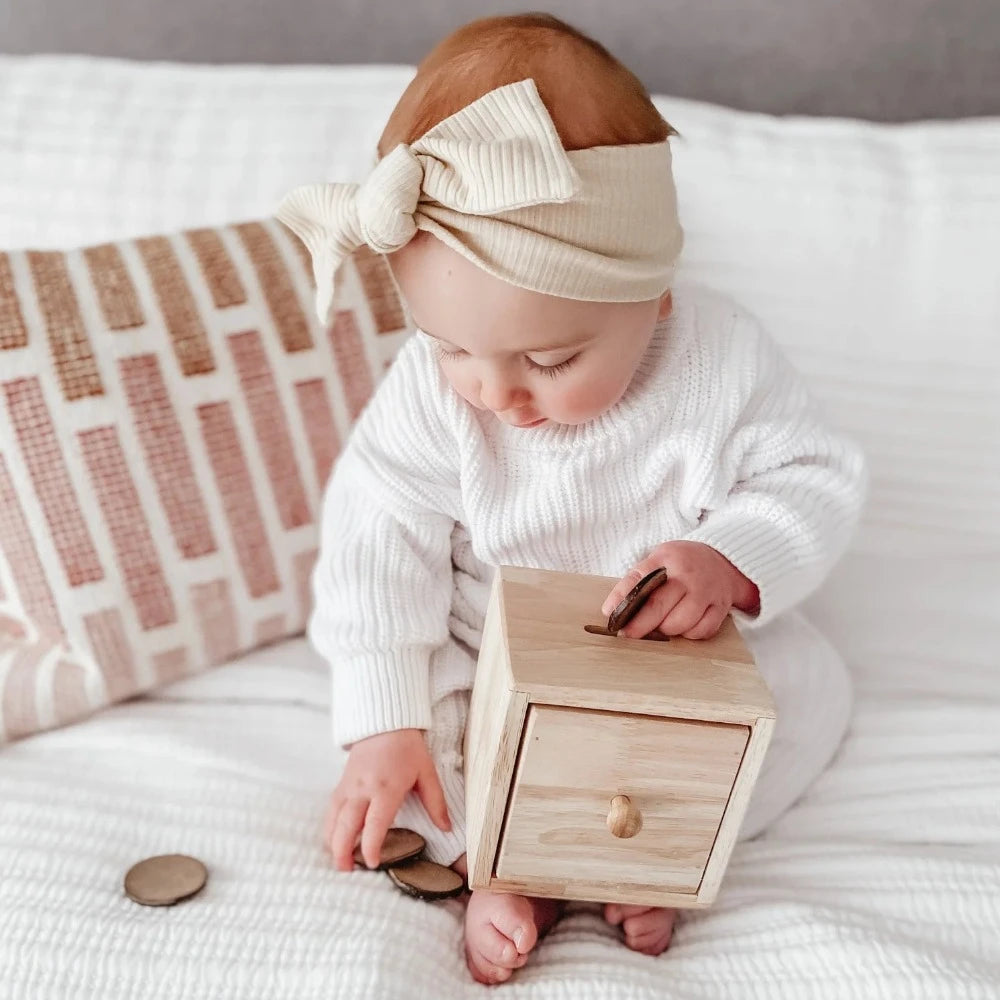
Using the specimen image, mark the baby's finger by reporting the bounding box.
[617,578,686,639]
[322,793,343,850]
[658,595,709,637]
[331,797,369,872]
[601,561,659,617]
[683,605,727,640]
[359,796,399,869]
[416,760,452,832]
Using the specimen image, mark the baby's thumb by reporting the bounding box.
[416,760,452,832]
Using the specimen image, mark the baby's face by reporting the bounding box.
[389,233,672,429]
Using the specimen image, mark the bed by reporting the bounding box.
[1,10,999,1000]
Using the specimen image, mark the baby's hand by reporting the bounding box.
[323,728,451,872]
[601,541,760,640]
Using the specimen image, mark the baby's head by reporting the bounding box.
[393,228,672,429]
[382,14,676,429]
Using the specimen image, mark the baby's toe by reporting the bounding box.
[465,946,513,986]
[625,926,672,955]
[480,923,529,969]
[622,908,676,956]
[493,898,539,955]
[622,910,663,938]
[604,902,649,927]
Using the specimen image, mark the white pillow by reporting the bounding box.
[0,56,413,248]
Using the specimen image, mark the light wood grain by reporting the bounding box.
[698,713,776,902]
[497,566,775,724]
[495,705,749,898]
[607,795,642,839]
[464,571,529,888]
[466,565,777,906]
[484,876,715,909]
[502,565,753,663]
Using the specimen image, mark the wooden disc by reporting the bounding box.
[124,854,208,907]
[353,828,426,870]
[386,860,465,900]
[585,624,670,641]
[607,567,669,633]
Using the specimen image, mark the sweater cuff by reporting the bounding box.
[683,512,806,628]
[330,650,433,748]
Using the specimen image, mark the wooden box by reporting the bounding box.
[465,566,776,908]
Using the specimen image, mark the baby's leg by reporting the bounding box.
[738,612,852,839]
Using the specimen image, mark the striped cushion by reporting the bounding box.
[0,219,410,742]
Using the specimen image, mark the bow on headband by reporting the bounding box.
[277,78,683,323]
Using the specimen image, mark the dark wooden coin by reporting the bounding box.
[353,828,426,870]
[584,624,617,636]
[607,567,669,634]
[585,623,670,641]
[124,854,208,907]
[386,859,465,900]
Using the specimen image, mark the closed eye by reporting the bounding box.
[526,354,580,378]
[430,337,580,377]
[432,342,466,361]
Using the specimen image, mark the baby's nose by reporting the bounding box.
[479,376,530,413]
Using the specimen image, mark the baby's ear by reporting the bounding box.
[657,290,673,321]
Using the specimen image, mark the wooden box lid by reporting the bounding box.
[493,565,775,726]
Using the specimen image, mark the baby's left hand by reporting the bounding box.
[601,541,760,640]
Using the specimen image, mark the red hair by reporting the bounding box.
[377,13,675,157]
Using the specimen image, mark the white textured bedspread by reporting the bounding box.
[2,553,997,999]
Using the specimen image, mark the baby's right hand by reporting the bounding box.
[323,728,451,872]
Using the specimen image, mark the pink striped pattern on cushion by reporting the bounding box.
[0,220,411,742]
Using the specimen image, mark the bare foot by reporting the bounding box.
[604,903,676,956]
[464,888,561,984]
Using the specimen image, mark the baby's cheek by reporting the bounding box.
[553,372,625,423]
[443,367,481,408]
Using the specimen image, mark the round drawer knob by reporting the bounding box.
[607,794,642,839]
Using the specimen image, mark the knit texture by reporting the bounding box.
[310,283,867,747]
[276,78,683,325]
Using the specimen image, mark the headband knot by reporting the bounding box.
[277,78,683,321]
[355,143,422,254]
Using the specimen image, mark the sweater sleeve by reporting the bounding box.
[682,310,868,627]
[308,335,461,747]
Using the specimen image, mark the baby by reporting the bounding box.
[279,13,866,985]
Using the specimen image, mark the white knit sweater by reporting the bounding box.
[311,283,867,747]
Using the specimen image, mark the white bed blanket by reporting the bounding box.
[3,552,997,999]
[1,56,998,999]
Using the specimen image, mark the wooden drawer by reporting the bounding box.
[495,704,749,897]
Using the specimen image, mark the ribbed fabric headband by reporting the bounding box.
[277,78,683,323]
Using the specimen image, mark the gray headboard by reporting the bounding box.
[4,0,999,121]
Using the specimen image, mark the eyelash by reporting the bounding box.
[433,344,580,379]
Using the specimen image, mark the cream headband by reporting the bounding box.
[277,78,683,323]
